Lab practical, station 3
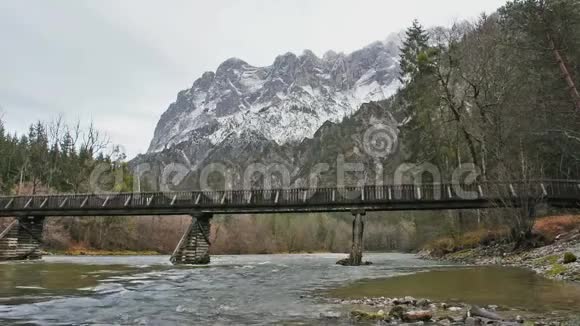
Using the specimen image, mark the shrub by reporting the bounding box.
[426,237,455,257]
[460,229,508,247]
[563,252,577,264]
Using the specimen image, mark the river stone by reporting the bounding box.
[416,298,431,308]
[465,317,483,326]
[403,310,433,322]
[469,306,503,321]
[405,296,418,305]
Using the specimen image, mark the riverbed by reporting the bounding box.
[1,254,579,324]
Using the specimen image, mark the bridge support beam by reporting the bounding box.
[0,216,45,261]
[337,210,368,266]
[171,213,212,265]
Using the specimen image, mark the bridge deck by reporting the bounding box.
[0,180,578,217]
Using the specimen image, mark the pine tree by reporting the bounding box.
[399,19,432,85]
[398,20,446,169]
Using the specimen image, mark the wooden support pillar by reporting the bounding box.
[337,210,369,266]
[170,212,212,265]
[349,209,365,265]
[0,216,45,261]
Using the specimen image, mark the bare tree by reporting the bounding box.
[81,122,110,157]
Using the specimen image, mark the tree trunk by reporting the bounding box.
[547,34,580,111]
[537,0,580,112]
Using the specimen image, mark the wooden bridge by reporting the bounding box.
[1,180,579,265]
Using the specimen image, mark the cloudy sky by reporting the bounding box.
[1,0,506,159]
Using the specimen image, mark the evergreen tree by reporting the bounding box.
[399,19,432,85]
[398,20,448,171]
[0,117,118,195]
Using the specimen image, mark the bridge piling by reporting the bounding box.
[170,213,212,265]
[337,210,367,266]
[0,216,45,261]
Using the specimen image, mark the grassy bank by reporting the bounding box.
[425,215,580,257]
[422,215,580,281]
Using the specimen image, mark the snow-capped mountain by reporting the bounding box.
[133,38,404,190]
[147,40,401,156]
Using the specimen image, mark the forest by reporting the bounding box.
[396,0,580,246]
[0,0,579,254]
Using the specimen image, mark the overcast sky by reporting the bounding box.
[0,0,506,159]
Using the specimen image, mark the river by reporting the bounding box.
[1,253,580,325]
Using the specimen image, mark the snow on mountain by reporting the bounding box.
[147,39,401,155]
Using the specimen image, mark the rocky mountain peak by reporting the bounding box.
[145,39,402,171]
[216,57,248,73]
[322,50,340,62]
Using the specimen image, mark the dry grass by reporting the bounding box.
[426,228,508,257]
[426,214,580,257]
[427,237,456,256]
[533,215,580,241]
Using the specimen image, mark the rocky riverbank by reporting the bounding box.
[420,229,580,282]
[320,227,580,325]
[323,296,575,325]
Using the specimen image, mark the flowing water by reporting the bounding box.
[1,253,579,325]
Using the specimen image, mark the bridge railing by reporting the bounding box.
[0,180,578,212]
[543,180,580,199]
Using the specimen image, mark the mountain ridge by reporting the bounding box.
[147,38,401,154]
[134,37,405,190]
